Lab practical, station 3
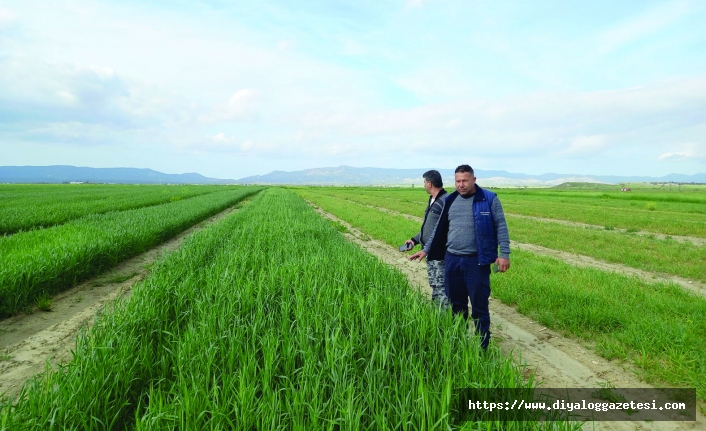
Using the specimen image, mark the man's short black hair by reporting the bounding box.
[423,170,443,188]
[455,164,474,175]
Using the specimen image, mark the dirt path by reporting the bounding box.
[2,195,702,428]
[512,242,706,298]
[0,203,245,400]
[362,202,706,297]
[364,197,706,247]
[506,213,706,247]
[310,204,705,431]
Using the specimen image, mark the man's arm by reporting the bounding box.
[410,192,450,262]
[491,197,511,271]
[409,224,434,261]
[409,212,440,261]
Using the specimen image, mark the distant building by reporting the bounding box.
[621,187,632,191]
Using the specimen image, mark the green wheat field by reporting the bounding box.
[0,183,703,429]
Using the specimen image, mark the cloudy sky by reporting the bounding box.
[1,0,705,179]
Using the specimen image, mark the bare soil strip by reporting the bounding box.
[363,202,705,297]
[310,204,705,430]
[368,201,705,247]
[0,204,243,400]
[506,213,706,247]
[2,197,702,429]
[512,242,706,299]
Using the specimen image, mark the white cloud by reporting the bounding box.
[67,65,128,111]
[657,143,706,163]
[326,143,355,156]
[0,7,17,24]
[558,135,609,157]
[237,139,282,155]
[341,38,367,56]
[226,89,260,116]
[446,118,461,128]
[56,90,77,105]
[277,40,295,51]
[200,89,261,123]
[174,133,287,157]
[597,0,694,54]
[211,132,234,143]
[658,151,692,161]
[395,66,473,100]
[174,132,241,153]
[240,140,254,151]
[276,77,706,166]
[21,121,125,145]
[2,0,705,178]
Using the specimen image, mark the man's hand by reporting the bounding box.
[495,257,510,272]
[409,251,426,261]
[404,239,415,248]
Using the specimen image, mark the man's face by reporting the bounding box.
[455,171,476,196]
[423,179,432,194]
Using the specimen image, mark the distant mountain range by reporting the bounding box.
[0,165,236,184]
[234,165,706,186]
[2,165,705,186]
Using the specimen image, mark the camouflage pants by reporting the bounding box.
[427,259,449,308]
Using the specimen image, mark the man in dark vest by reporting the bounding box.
[409,164,511,351]
[404,170,449,308]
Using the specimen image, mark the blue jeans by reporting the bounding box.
[444,252,491,350]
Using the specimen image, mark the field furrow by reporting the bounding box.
[309,205,705,430]
[295,189,706,403]
[1,189,571,430]
[0,184,227,235]
[506,213,706,247]
[357,200,706,295]
[2,184,703,429]
[305,192,706,285]
[0,187,262,317]
[510,242,706,298]
[308,187,706,238]
[0,201,247,400]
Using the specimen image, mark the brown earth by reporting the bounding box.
[506,214,706,247]
[369,199,706,247]
[511,242,706,298]
[1,197,703,429]
[0,204,243,400]
[310,203,705,431]
[365,203,706,297]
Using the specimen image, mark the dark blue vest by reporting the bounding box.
[426,185,499,265]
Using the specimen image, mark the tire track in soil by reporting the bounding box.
[0,202,249,401]
[505,213,706,247]
[362,202,706,298]
[309,203,705,431]
[363,196,706,247]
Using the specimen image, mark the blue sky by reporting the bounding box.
[1,0,705,179]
